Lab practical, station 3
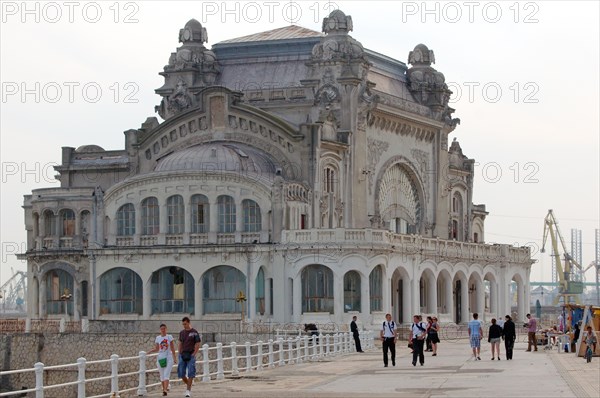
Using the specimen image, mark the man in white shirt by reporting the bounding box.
[380,313,397,367]
[411,315,428,366]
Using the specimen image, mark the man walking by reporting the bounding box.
[411,315,427,366]
[468,313,483,360]
[380,313,397,367]
[350,316,363,352]
[503,315,516,360]
[178,317,201,397]
[525,313,538,352]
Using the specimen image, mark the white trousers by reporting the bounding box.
[157,357,174,382]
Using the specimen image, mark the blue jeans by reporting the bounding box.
[177,354,196,378]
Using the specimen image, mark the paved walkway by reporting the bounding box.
[147,340,599,398]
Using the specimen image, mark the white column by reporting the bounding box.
[477,279,485,316]
[361,273,369,319]
[412,276,420,316]
[143,277,152,318]
[334,272,344,322]
[209,201,218,243]
[428,276,437,315]
[461,279,469,323]
[444,277,452,316]
[293,276,301,322]
[248,266,256,321]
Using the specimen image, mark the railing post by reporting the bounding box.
[257,341,264,371]
[303,336,309,362]
[110,354,120,398]
[245,341,252,372]
[34,362,44,398]
[278,338,285,366]
[268,339,274,368]
[216,343,224,380]
[59,318,66,333]
[76,357,86,398]
[311,335,317,361]
[345,332,350,353]
[319,334,325,358]
[231,342,239,376]
[332,334,338,356]
[25,317,31,333]
[136,351,147,396]
[201,344,210,382]
[294,337,300,364]
[287,338,295,364]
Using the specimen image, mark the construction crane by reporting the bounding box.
[0,270,27,313]
[540,210,584,304]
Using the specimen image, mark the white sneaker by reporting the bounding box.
[185,391,191,397]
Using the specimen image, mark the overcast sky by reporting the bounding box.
[1,1,598,287]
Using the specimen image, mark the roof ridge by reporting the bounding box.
[216,24,323,44]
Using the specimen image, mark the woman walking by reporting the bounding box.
[148,323,177,396]
[429,317,440,356]
[488,318,502,360]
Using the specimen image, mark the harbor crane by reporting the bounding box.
[541,210,584,304]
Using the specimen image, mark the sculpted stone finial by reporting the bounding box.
[179,19,208,44]
[408,44,435,66]
[322,10,353,34]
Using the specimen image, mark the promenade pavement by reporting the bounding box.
[147,339,599,398]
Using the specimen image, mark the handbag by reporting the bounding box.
[407,339,413,349]
[158,358,167,368]
[181,352,192,362]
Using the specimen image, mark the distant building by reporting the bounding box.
[20,11,533,327]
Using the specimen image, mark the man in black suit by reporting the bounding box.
[350,316,363,352]
[503,315,516,360]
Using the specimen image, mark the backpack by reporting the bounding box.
[383,321,396,336]
[413,322,426,340]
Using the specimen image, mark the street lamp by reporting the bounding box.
[60,288,72,318]
[236,290,247,322]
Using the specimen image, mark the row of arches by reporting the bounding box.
[38,262,527,322]
[115,195,262,236]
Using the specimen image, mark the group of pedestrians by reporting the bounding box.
[376,313,442,367]
[468,312,517,360]
[147,317,201,397]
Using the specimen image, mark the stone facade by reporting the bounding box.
[20,10,533,330]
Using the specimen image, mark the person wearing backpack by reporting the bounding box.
[411,315,428,366]
[380,313,398,367]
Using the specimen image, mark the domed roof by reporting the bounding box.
[75,144,104,153]
[155,142,277,176]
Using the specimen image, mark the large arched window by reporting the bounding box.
[378,164,421,234]
[151,267,194,314]
[451,192,464,241]
[323,167,336,193]
[343,271,361,312]
[202,266,246,314]
[255,267,265,315]
[60,209,75,236]
[301,265,334,313]
[141,197,160,235]
[116,204,135,236]
[167,195,184,234]
[242,199,261,232]
[45,269,74,315]
[191,194,209,233]
[100,268,142,314]
[43,210,56,236]
[369,265,383,312]
[218,195,236,233]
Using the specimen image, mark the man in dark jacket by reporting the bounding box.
[503,315,516,360]
[350,316,363,352]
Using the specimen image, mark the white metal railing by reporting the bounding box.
[0,331,374,398]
